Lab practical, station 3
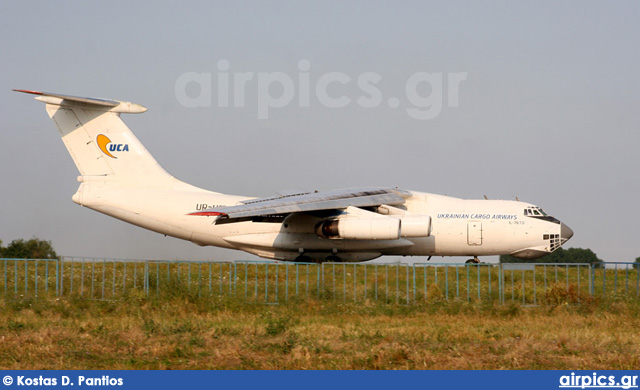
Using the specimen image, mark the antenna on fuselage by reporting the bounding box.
[483,195,488,200]
[515,196,520,201]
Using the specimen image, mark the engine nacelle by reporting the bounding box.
[398,215,431,237]
[316,218,401,240]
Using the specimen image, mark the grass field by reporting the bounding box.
[1,291,639,370]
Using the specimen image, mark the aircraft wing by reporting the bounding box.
[189,187,410,220]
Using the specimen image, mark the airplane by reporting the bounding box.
[15,89,574,263]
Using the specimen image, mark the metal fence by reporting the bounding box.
[1,257,639,305]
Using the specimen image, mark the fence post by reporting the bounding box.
[477,264,481,300]
[91,260,95,298]
[265,263,269,302]
[445,265,449,301]
[69,259,73,295]
[123,261,127,295]
[466,264,470,303]
[455,265,459,300]
[55,259,59,297]
[533,266,537,305]
[498,264,503,305]
[395,264,399,304]
[589,263,594,297]
[60,258,63,296]
[113,260,117,297]
[25,260,28,296]
[355,263,358,304]
[488,264,491,297]
[145,261,149,297]
[625,264,629,295]
[375,264,379,301]
[424,265,428,302]
[318,263,322,299]
[602,266,606,297]
[636,263,639,296]
[275,263,279,303]
[413,265,417,303]
[80,259,85,297]
[46,260,49,296]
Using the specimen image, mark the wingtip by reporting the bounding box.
[13,89,43,95]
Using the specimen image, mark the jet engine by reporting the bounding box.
[315,215,431,240]
[396,215,431,237]
[316,218,401,240]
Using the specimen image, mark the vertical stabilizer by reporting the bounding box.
[16,90,174,187]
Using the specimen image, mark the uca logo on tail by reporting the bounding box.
[97,134,129,159]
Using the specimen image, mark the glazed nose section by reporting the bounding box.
[561,223,574,241]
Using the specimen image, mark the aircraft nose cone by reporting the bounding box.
[561,223,574,241]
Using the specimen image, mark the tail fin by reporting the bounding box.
[15,90,173,187]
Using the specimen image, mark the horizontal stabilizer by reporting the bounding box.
[13,89,147,114]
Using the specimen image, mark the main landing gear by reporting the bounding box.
[295,248,343,263]
[293,254,343,263]
[294,255,314,263]
[465,256,481,264]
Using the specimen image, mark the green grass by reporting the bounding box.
[1,292,639,370]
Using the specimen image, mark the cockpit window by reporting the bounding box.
[523,206,560,224]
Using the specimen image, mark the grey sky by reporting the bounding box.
[1,1,639,262]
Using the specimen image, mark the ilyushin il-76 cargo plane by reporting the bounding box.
[16,90,573,263]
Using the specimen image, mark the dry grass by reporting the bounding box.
[1,292,639,370]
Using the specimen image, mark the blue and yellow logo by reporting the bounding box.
[97,134,129,159]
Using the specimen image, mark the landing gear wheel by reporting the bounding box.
[326,255,342,263]
[294,255,314,263]
[465,257,480,264]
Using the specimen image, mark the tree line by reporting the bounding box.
[0,238,58,259]
[500,247,640,266]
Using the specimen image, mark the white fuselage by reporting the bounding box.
[74,181,565,262]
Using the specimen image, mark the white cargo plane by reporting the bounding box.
[16,90,573,263]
